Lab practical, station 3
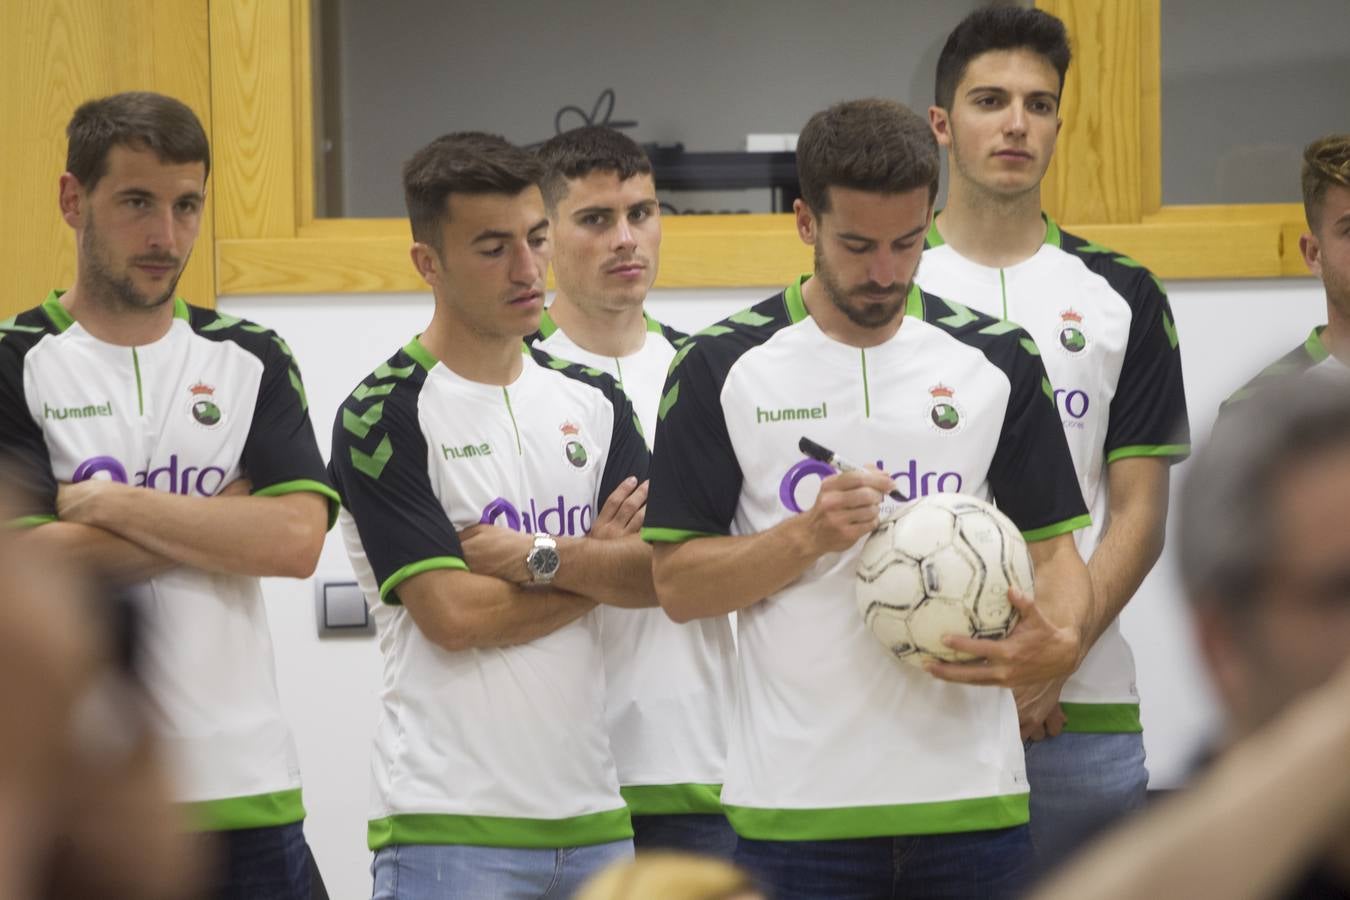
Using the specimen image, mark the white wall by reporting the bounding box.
[221,277,1327,898]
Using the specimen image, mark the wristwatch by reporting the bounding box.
[524,533,560,585]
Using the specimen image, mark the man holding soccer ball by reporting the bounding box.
[644,98,1095,899]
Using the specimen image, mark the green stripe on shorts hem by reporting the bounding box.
[621,783,723,815]
[724,793,1028,841]
[367,807,634,851]
[1061,702,1143,733]
[182,788,305,831]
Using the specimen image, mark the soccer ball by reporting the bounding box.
[855,493,1033,667]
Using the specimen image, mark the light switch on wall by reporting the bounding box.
[315,579,374,637]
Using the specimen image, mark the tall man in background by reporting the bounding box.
[919,7,1191,866]
[532,126,737,858]
[1222,134,1350,412]
[0,92,338,899]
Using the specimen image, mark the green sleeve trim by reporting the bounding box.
[5,514,57,530]
[1022,514,1092,543]
[537,308,560,339]
[402,335,438,371]
[41,290,75,332]
[640,526,720,544]
[378,556,468,604]
[724,792,1027,841]
[1061,702,1143,734]
[182,788,305,831]
[1106,444,1191,464]
[782,274,811,323]
[253,478,343,529]
[367,807,633,850]
[621,783,723,816]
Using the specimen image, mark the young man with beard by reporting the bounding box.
[530,126,737,858]
[917,7,1191,867]
[0,92,338,899]
[643,98,1096,900]
[330,132,656,898]
[1222,134,1350,412]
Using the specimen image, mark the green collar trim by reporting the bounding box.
[536,308,560,339]
[643,312,664,334]
[927,211,1061,249]
[41,290,75,332]
[905,281,924,319]
[402,335,438,371]
[173,297,191,321]
[1306,325,1331,363]
[783,274,810,323]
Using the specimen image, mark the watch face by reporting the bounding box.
[531,547,560,576]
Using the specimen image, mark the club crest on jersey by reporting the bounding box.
[188,382,224,428]
[927,383,964,434]
[1058,308,1088,354]
[559,420,593,472]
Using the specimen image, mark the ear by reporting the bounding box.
[928,106,953,149]
[794,198,818,246]
[1300,231,1323,278]
[409,242,440,289]
[59,172,84,229]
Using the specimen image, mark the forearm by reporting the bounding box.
[401,570,596,651]
[1032,667,1350,900]
[653,516,823,622]
[1084,510,1164,647]
[73,485,325,578]
[15,522,174,586]
[1029,537,1097,669]
[552,534,656,608]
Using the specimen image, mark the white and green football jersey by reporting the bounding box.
[920,216,1191,733]
[529,309,735,818]
[643,278,1089,841]
[0,291,339,830]
[330,337,650,851]
[1220,325,1348,415]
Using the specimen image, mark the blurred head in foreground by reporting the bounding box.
[576,852,765,900]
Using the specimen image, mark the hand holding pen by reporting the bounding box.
[799,437,909,502]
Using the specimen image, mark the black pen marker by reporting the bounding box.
[798,436,909,502]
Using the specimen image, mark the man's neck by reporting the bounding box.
[936,178,1047,268]
[547,292,648,357]
[1322,296,1350,366]
[420,308,524,386]
[59,282,176,347]
[800,276,903,349]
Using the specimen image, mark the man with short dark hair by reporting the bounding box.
[0,91,337,899]
[919,6,1191,866]
[531,126,737,858]
[331,131,656,898]
[644,98,1095,900]
[1222,134,1350,413]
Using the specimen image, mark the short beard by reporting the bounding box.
[814,243,909,329]
[80,216,183,313]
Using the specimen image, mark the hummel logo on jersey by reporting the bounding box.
[756,402,828,424]
[44,400,113,420]
[443,442,491,460]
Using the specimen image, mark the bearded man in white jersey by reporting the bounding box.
[918,6,1191,869]
[645,97,1098,900]
[0,92,337,900]
[330,131,658,899]
[530,126,737,858]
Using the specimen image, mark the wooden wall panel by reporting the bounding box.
[1038,0,1155,225]
[0,0,213,317]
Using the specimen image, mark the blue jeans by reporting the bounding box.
[209,820,313,900]
[734,826,1032,900]
[1024,731,1148,871]
[371,840,633,899]
[632,813,738,858]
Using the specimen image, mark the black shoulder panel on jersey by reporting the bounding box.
[525,345,650,499]
[650,316,690,348]
[0,306,61,521]
[1058,228,1169,311]
[917,289,1048,392]
[1219,333,1323,417]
